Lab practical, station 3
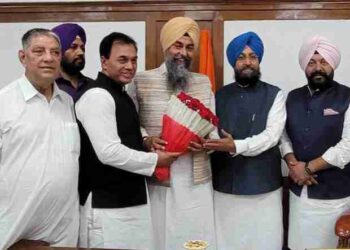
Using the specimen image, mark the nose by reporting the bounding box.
[125,60,133,69]
[243,57,252,65]
[77,46,84,56]
[178,47,187,57]
[315,62,323,71]
[43,50,54,62]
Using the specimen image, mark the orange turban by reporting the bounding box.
[160,17,200,52]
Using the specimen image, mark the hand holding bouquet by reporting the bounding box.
[154,92,218,181]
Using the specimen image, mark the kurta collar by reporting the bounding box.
[19,75,63,102]
[96,72,126,92]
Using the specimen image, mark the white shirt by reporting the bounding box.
[75,88,157,176]
[280,89,350,169]
[0,75,80,248]
[233,90,286,156]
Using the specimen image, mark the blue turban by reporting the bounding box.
[226,31,264,67]
[52,23,86,54]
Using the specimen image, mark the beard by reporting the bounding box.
[307,70,334,91]
[61,56,85,76]
[234,66,261,87]
[165,55,192,90]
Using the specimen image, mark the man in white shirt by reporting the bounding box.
[281,35,350,250]
[76,32,179,249]
[0,28,80,248]
[204,31,286,250]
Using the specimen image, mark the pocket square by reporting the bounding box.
[323,108,339,116]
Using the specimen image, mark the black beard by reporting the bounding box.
[165,55,191,90]
[61,56,85,76]
[234,66,261,87]
[307,70,334,91]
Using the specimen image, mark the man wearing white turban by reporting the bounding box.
[280,35,350,250]
[128,16,217,250]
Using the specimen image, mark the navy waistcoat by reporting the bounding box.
[211,81,282,195]
[286,81,350,199]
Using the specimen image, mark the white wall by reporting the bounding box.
[224,20,350,176]
[224,20,350,95]
[0,21,145,87]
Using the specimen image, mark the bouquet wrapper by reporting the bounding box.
[153,92,219,182]
[155,115,201,181]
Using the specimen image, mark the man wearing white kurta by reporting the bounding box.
[281,35,350,250]
[204,31,286,250]
[76,32,179,249]
[129,17,217,250]
[0,29,80,248]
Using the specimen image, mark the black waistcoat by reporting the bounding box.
[78,72,147,208]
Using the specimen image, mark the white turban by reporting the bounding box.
[299,35,341,71]
[160,16,200,52]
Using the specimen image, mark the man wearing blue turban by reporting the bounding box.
[204,31,286,250]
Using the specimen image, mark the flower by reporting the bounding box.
[153,92,219,181]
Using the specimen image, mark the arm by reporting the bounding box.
[314,104,350,171]
[76,88,157,176]
[280,123,318,186]
[235,90,286,156]
[127,79,166,151]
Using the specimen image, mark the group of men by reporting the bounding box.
[0,16,349,250]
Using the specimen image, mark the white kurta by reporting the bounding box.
[289,187,350,250]
[149,153,217,250]
[214,90,286,250]
[76,87,157,249]
[214,189,283,250]
[0,76,80,249]
[280,87,350,250]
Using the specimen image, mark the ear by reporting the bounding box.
[100,56,107,71]
[18,50,26,66]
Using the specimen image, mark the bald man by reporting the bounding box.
[280,36,350,250]
[204,31,286,250]
[128,17,217,250]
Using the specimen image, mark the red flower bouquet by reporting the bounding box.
[155,92,219,181]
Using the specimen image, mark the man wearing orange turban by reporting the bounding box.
[128,16,217,250]
[281,35,350,250]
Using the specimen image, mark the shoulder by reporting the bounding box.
[79,87,113,104]
[0,79,19,96]
[0,78,22,103]
[215,82,235,97]
[288,85,307,97]
[259,81,281,93]
[335,81,350,93]
[135,68,162,80]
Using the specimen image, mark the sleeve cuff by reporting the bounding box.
[322,148,345,169]
[280,142,294,157]
[234,140,248,156]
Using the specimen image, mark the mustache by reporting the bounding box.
[73,55,85,63]
[310,70,328,78]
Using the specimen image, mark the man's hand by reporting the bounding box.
[156,151,181,166]
[284,153,298,169]
[203,129,236,153]
[143,136,167,152]
[9,240,49,249]
[289,161,318,186]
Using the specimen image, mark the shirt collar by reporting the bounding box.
[19,75,63,102]
[158,63,168,76]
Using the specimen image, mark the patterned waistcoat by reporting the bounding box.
[133,64,214,185]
